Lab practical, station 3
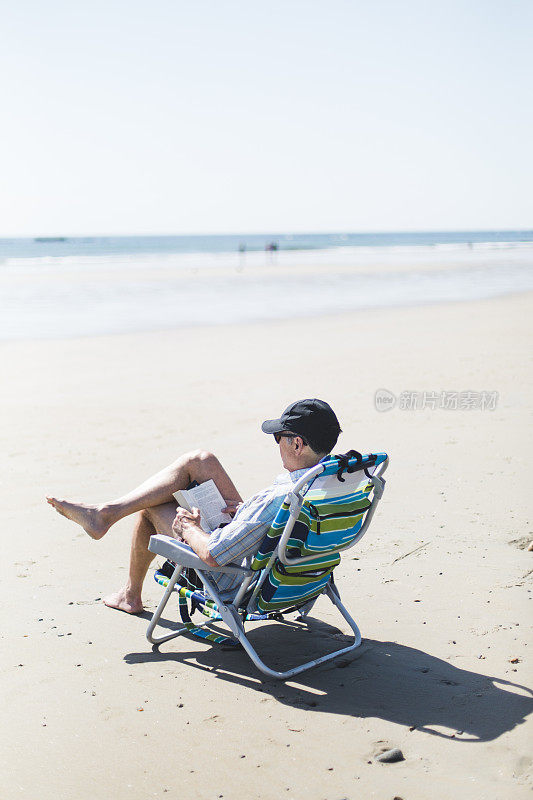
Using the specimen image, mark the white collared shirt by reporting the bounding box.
[207,467,309,595]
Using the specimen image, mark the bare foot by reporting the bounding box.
[46,497,112,540]
[103,588,143,614]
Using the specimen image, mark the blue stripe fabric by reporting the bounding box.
[250,452,387,613]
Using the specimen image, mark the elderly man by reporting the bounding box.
[47,398,342,613]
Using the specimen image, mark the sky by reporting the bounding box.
[0,0,531,236]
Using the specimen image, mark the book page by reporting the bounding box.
[173,479,232,533]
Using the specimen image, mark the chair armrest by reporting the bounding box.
[149,534,252,575]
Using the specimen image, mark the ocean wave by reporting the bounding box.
[2,240,533,275]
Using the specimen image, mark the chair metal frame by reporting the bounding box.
[146,455,388,680]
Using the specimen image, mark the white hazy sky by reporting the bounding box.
[1,0,531,237]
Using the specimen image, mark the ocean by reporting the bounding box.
[1,231,532,340]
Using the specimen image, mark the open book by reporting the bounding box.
[173,479,232,534]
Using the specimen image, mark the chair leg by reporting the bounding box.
[146,565,190,645]
[148,570,363,679]
[215,585,362,680]
[325,582,362,648]
[295,597,318,619]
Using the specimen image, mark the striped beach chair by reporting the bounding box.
[146,450,388,680]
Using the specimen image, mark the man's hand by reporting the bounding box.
[222,500,242,518]
[172,506,219,567]
[172,506,203,539]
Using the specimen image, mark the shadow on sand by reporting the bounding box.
[124,615,532,743]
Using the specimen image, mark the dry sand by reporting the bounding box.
[1,292,532,800]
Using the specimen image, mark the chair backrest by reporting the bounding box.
[249,451,388,613]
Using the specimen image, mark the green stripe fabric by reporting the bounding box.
[250,473,375,612]
[251,479,373,570]
[154,571,235,644]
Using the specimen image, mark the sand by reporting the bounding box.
[1,292,532,800]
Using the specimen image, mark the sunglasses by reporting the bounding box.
[274,432,307,445]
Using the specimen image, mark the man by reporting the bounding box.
[47,398,342,613]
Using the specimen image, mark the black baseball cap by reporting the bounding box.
[261,398,341,454]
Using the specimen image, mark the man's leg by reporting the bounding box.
[46,450,242,540]
[103,502,177,614]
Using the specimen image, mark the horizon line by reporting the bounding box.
[1,226,532,241]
